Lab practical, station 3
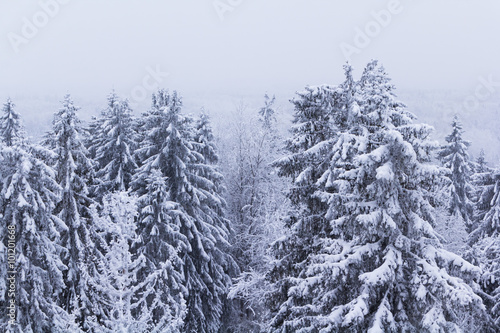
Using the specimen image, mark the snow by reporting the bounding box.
[376,162,394,181]
[0,61,497,332]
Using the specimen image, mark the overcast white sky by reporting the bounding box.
[2,0,500,100]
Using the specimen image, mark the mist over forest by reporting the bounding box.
[2,1,500,332]
[9,88,500,164]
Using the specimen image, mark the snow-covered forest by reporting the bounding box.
[1,60,500,332]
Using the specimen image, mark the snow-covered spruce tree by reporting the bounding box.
[474,149,490,174]
[460,149,493,247]
[467,149,494,239]
[438,115,474,233]
[193,113,242,333]
[131,169,187,332]
[87,92,138,200]
[266,65,358,328]
[132,89,234,332]
[193,113,219,165]
[267,61,494,332]
[131,91,187,332]
[191,112,236,282]
[259,93,277,130]
[44,95,105,330]
[467,169,500,325]
[132,89,184,192]
[90,192,153,332]
[0,142,80,331]
[0,98,24,147]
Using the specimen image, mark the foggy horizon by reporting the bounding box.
[1,0,500,163]
[3,2,500,332]
[2,1,500,95]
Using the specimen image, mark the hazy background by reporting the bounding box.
[1,0,500,163]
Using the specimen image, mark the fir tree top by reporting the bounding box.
[259,93,277,130]
[0,98,24,147]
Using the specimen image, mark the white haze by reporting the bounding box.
[1,0,500,162]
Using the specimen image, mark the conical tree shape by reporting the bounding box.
[438,115,474,232]
[44,95,105,330]
[88,92,138,199]
[267,64,358,323]
[475,149,490,174]
[468,169,500,325]
[133,90,235,332]
[259,93,277,130]
[0,98,24,147]
[268,61,494,332]
[0,143,79,332]
[132,169,188,332]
